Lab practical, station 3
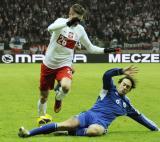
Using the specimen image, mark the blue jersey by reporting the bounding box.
[88,68,138,127]
[77,68,159,131]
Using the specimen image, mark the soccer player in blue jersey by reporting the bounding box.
[18,66,159,137]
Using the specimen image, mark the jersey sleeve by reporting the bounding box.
[47,18,67,34]
[127,103,159,131]
[79,26,104,54]
[103,68,123,90]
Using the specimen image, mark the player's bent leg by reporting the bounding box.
[57,117,80,131]
[60,77,72,93]
[86,124,105,136]
[54,78,72,113]
[56,77,72,98]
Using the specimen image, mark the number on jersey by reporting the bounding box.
[57,34,76,49]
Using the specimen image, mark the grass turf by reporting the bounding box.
[0,63,160,142]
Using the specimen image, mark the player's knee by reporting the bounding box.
[61,84,70,93]
[67,121,78,129]
[65,117,79,128]
[86,127,104,136]
[60,78,71,93]
[58,117,79,130]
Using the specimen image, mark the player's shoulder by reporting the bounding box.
[55,17,68,22]
[77,24,85,30]
[76,24,86,35]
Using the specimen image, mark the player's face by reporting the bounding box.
[118,78,132,95]
[69,8,83,20]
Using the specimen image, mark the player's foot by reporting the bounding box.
[54,99,62,113]
[18,127,30,138]
[37,114,52,126]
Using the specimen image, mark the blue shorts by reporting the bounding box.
[75,111,110,129]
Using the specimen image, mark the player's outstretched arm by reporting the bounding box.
[127,102,159,131]
[103,68,124,90]
[104,47,121,54]
[123,65,138,76]
[80,27,122,54]
[128,113,159,131]
[103,65,138,90]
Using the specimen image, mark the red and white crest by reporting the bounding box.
[68,32,74,39]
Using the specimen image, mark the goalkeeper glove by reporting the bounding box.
[104,47,121,54]
[66,17,81,27]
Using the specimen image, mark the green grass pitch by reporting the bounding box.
[0,63,160,142]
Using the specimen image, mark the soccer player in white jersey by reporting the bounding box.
[37,4,121,125]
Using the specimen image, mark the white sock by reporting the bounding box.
[55,87,67,100]
[38,99,47,116]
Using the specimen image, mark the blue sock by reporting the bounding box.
[29,123,57,136]
[75,127,87,136]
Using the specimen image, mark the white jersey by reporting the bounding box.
[43,18,104,69]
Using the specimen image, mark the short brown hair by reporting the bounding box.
[118,76,136,89]
[71,4,86,16]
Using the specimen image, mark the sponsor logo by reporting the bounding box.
[2,54,13,63]
[1,54,45,63]
[1,54,87,63]
[73,54,87,63]
[1,53,160,63]
[109,54,160,63]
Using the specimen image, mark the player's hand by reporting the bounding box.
[104,47,121,54]
[123,65,138,76]
[67,17,80,27]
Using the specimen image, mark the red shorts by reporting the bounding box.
[40,64,72,91]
